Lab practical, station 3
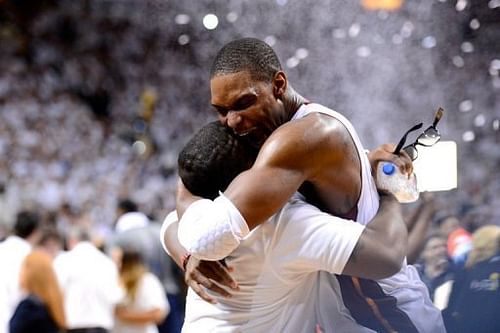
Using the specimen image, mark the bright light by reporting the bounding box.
[178,34,190,45]
[461,41,474,53]
[452,55,465,68]
[362,0,403,11]
[348,23,361,38]
[175,14,190,25]
[401,21,414,38]
[264,35,277,46]
[474,114,486,127]
[459,99,473,112]
[462,131,475,142]
[226,12,238,23]
[132,141,147,155]
[469,18,480,30]
[489,0,500,9]
[422,36,436,49]
[493,119,500,131]
[357,46,371,57]
[295,48,309,60]
[286,57,299,68]
[456,0,467,11]
[203,14,219,30]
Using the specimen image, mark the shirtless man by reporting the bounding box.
[174,38,445,332]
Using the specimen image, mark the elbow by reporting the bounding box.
[178,199,241,261]
[379,257,404,279]
[375,246,406,279]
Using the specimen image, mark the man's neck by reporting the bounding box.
[282,86,308,121]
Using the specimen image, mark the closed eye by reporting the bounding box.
[213,105,228,117]
[233,94,257,111]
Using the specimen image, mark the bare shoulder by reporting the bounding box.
[255,113,352,170]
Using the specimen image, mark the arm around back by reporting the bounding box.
[342,192,407,280]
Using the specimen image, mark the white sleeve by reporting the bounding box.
[276,199,365,275]
[160,210,179,256]
[178,193,249,261]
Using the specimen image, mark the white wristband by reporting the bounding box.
[178,193,249,261]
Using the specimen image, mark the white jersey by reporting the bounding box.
[54,242,124,330]
[0,236,31,333]
[292,103,445,333]
[180,195,375,333]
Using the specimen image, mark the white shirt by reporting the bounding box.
[170,195,372,333]
[0,236,31,333]
[54,242,124,330]
[113,272,170,333]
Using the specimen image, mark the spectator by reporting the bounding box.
[415,233,455,308]
[436,215,473,267]
[0,210,41,333]
[54,226,123,333]
[443,225,500,333]
[110,198,184,333]
[114,249,169,333]
[37,227,64,259]
[115,199,149,233]
[9,250,66,333]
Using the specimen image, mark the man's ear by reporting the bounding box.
[273,71,287,98]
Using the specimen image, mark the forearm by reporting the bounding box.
[406,206,434,264]
[369,194,407,265]
[115,306,165,324]
[343,193,407,279]
[163,221,185,268]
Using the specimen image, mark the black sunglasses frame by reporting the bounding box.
[393,107,444,160]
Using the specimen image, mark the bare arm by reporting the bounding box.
[115,306,166,325]
[221,116,346,229]
[406,194,436,264]
[342,192,407,279]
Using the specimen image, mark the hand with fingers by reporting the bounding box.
[368,143,414,178]
[184,256,239,304]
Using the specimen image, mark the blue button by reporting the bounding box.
[382,163,396,175]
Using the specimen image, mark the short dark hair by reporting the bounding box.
[14,210,40,239]
[210,37,282,82]
[178,121,258,200]
[118,199,138,213]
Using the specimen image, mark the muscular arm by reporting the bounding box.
[226,115,361,228]
[342,192,407,279]
[177,116,358,260]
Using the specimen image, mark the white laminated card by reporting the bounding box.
[413,141,458,192]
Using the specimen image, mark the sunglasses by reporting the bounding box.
[394,107,444,161]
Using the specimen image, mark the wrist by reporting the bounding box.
[181,253,191,271]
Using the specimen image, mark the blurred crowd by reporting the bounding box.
[0,199,185,333]
[1,0,499,235]
[0,0,499,332]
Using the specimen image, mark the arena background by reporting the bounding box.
[0,0,499,236]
